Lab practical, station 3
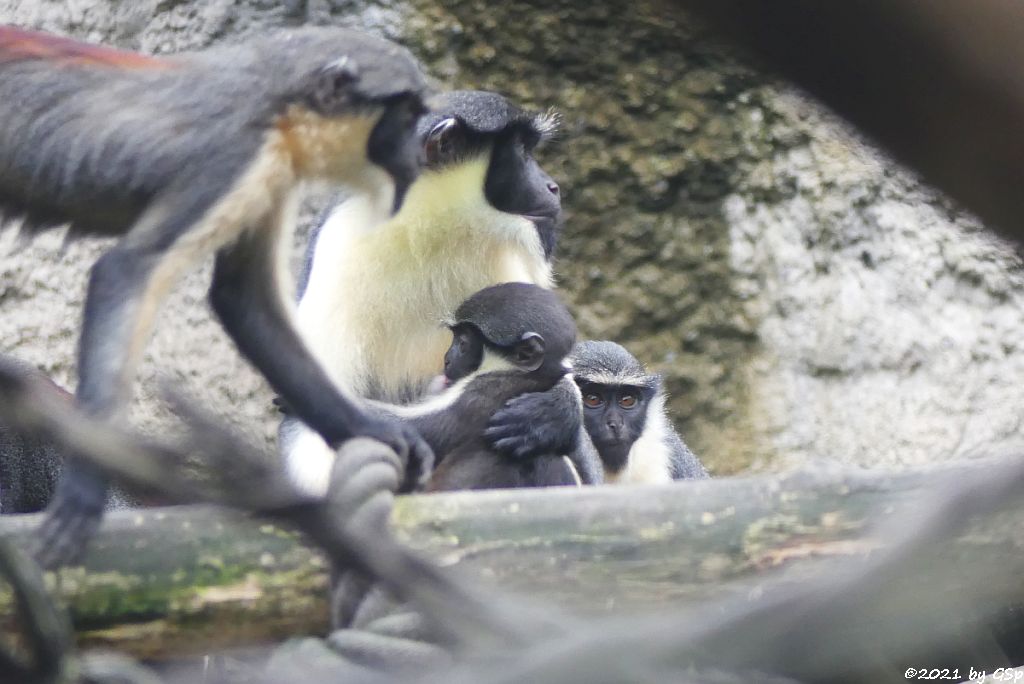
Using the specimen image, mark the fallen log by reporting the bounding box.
[1,461,1021,660]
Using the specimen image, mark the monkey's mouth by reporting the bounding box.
[425,374,450,395]
[595,439,631,473]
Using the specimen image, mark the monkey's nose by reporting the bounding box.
[546,181,560,196]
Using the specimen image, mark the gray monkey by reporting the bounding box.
[0,25,430,566]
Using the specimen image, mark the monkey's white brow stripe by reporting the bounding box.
[577,371,650,385]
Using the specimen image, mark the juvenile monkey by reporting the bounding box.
[373,283,601,491]
[0,25,431,565]
[572,341,708,483]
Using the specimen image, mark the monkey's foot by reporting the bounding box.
[355,418,435,492]
[486,390,580,460]
[33,478,106,569]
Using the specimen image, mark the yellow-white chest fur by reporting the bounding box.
[296,155,554,403]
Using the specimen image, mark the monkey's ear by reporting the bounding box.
[512,332,546,372]
[310,57,361,114]
[425,118,461,165]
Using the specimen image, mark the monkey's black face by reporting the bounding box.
[578,382,653,474]
[417,99,562,256]
[368,93,429,213]
[444,324,485,383]
[484,126,562,258]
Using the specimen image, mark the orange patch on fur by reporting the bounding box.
[274,112,306,173]
[0,25,169,69]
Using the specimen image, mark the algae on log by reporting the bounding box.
[1,464,1022,660]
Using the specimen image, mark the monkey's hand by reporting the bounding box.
[353,417,434,492]
[33,460,108,569]
[485,380,581,460]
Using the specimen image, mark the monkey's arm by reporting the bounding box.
[367,373,541,469]
[365,398,472,466]
[277,391,457,499]
[667,431,709,480]
[209,212,433,489]
[483,376,582,460]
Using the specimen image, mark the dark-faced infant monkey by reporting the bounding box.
[0,25,430,566]
[572,341,708,483]
[281,90,593,494]
[371,282,601,491]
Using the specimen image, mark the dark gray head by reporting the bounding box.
[418,91,558,143]
[416,90,563,257]
[249,27,427,112]
[444,283,576,382]
[571,341,659,390]
[246,28,430,212]
[572,341,660,474]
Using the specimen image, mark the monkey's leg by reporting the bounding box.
[36,242,181,568]
[208,218,433,488]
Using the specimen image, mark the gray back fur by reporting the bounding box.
[0,27,425,239]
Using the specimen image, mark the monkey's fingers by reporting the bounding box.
[355,418,434,491]
[485,435,538,461]
[33,494,104,570]
[33,462,107,569]
[484,417,550,460]
[485,393,571,460]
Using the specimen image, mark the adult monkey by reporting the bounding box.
[282,91,597,495]
[0,26,431,566]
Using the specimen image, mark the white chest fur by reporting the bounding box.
[296,156,553,402]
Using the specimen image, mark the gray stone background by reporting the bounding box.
[2,0,1022,475]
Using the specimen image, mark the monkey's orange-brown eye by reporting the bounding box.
[583,394,603,408]
[619,394,638,409]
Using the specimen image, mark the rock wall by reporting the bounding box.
[2,0,1022,473]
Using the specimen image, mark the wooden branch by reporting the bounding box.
[1,461,1020,660]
